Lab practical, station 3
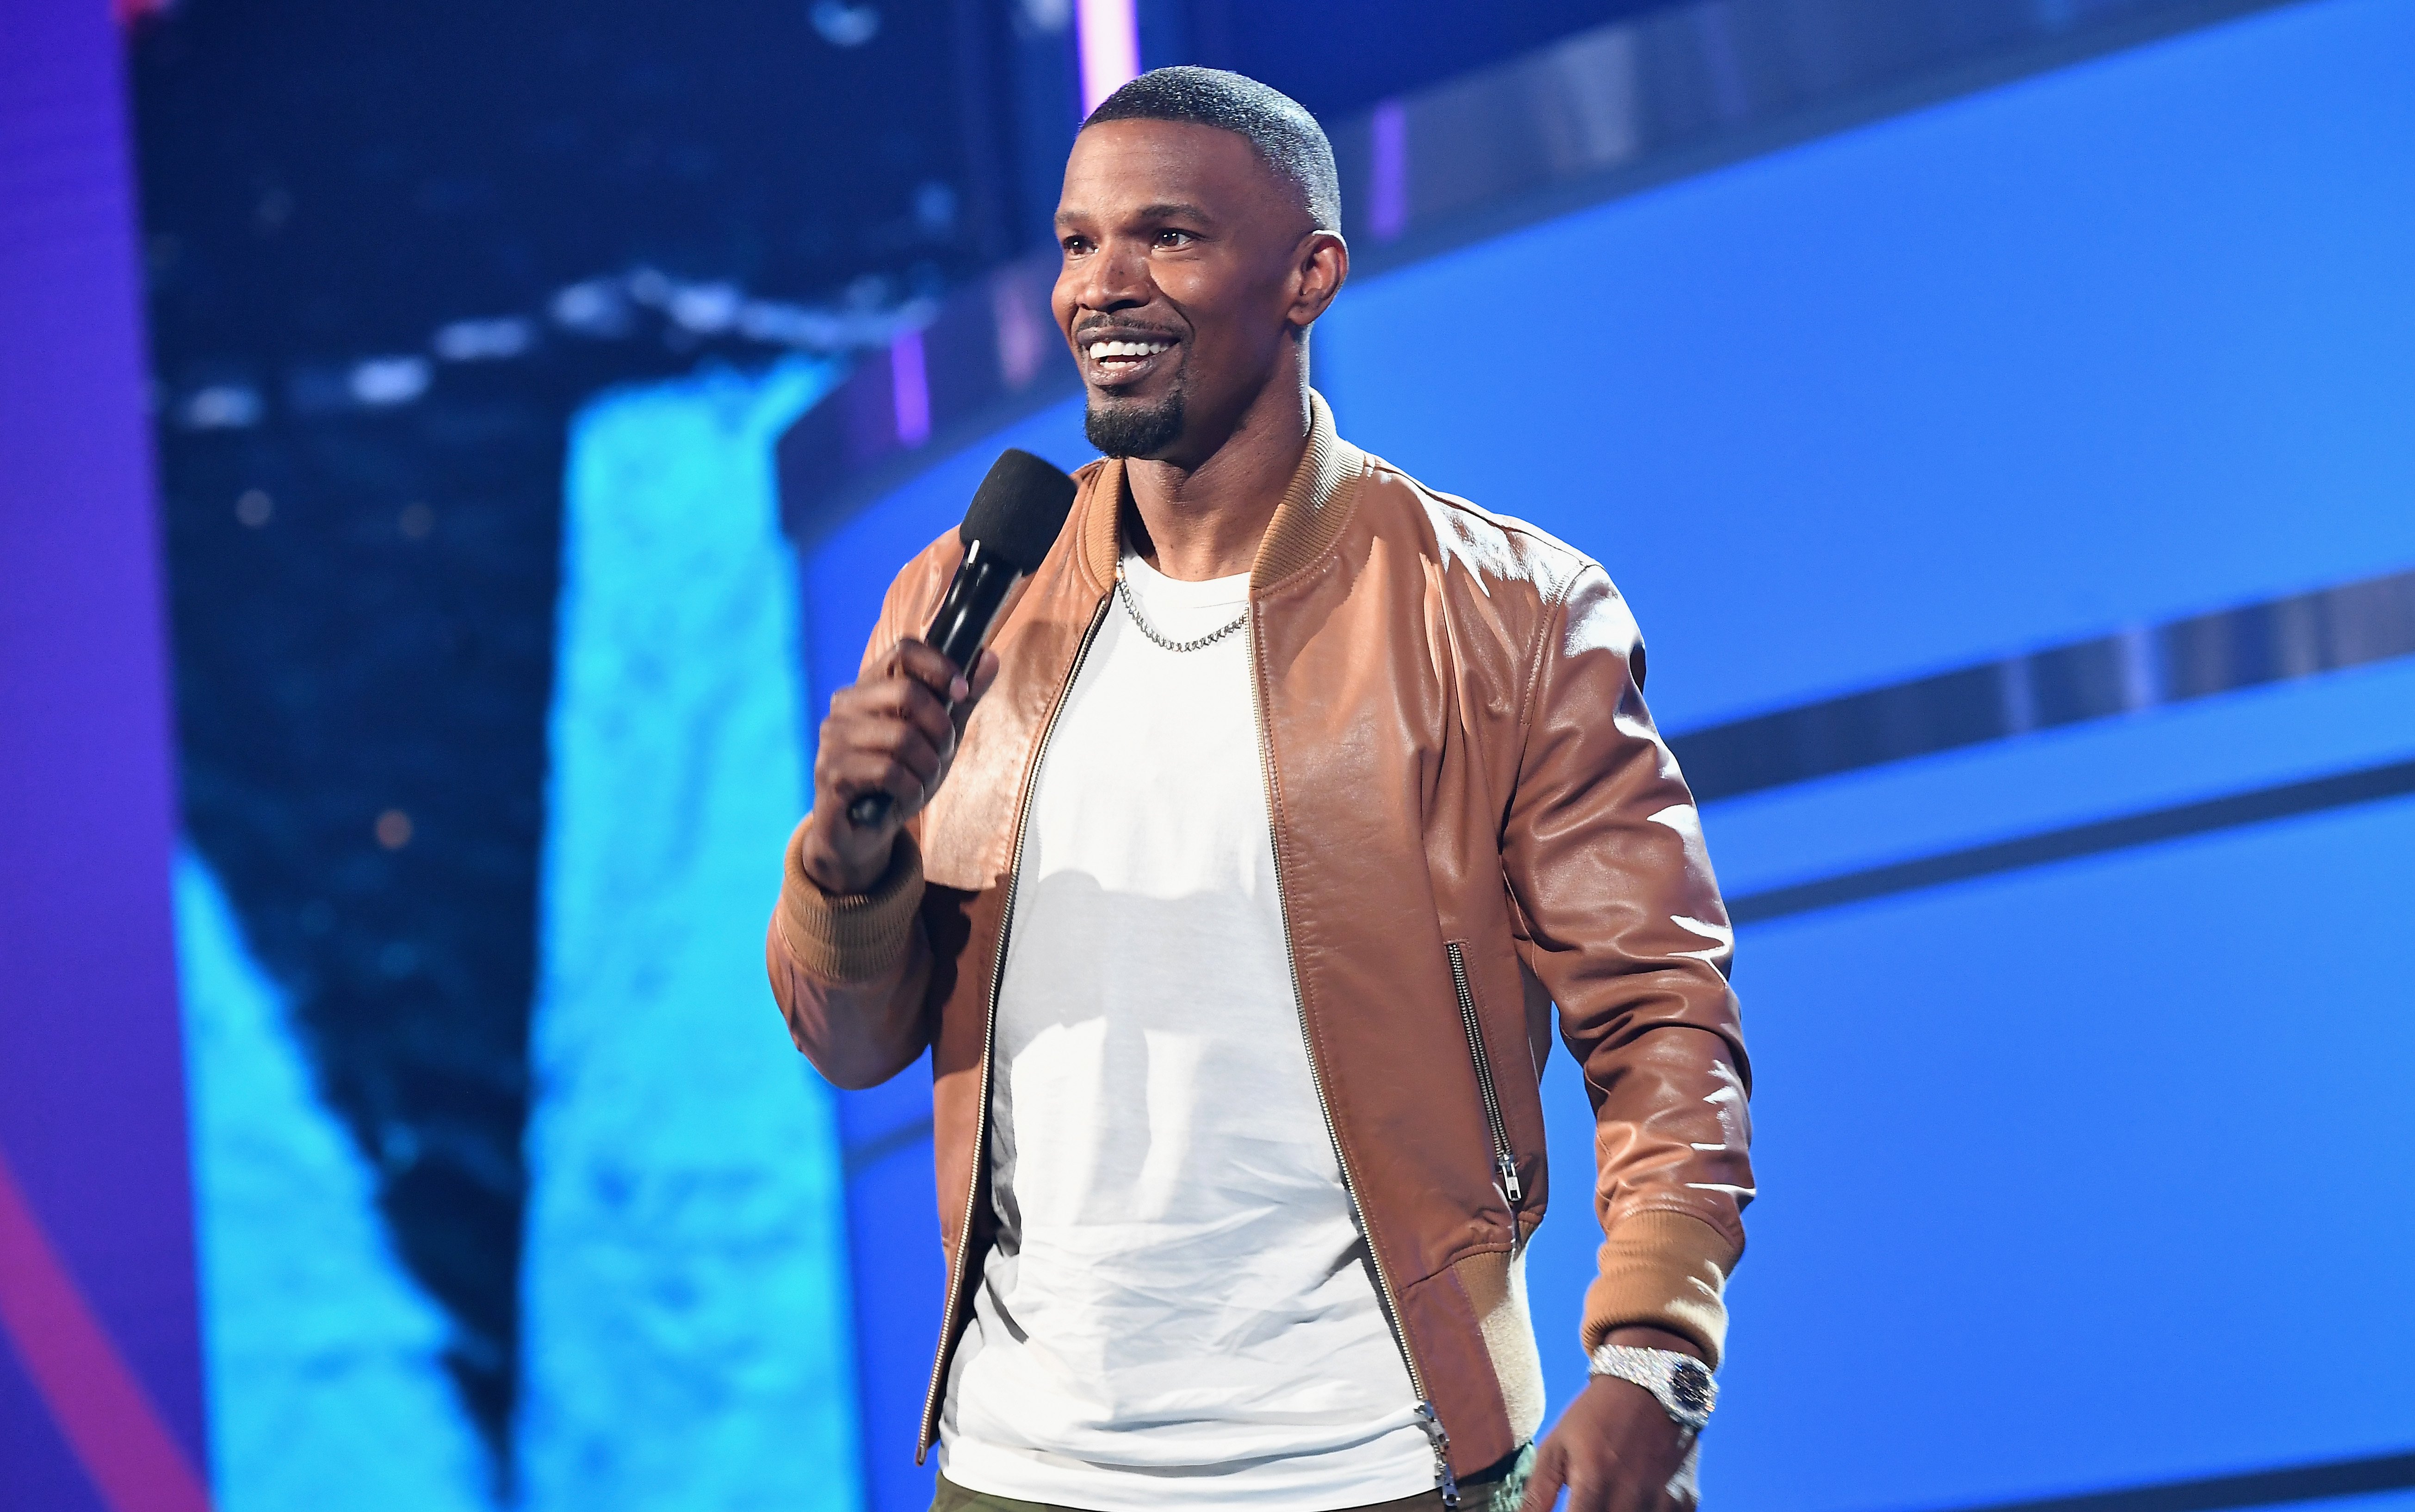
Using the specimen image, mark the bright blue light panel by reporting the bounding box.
[1700,788,2415,1510]
[1523,664,2415,1511]
[176,849,495,1512]
[1319,0,2415,732]
[525,359,861,1512]
[1311,0,2415,1503]
[176,359,870,1512]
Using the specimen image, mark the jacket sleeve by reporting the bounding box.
[1499,562,1754,1366]
[766,819,935,1088]
[762,555,947,1090]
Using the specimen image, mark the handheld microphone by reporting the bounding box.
[845,448,1078,828]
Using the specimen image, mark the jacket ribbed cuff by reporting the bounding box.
[778,817,925,984]
[1581,1209,1741,1368]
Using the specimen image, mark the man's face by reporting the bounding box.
[1052,119,1329,461]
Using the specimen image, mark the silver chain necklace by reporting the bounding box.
[1115,565,1250,653]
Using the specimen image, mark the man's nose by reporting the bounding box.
[1070,238,1152,313]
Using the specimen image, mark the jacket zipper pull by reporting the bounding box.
[1497,1152,1524,1206]
[1416,1401,1460,1509]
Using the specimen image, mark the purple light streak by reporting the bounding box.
[890,327,931,448]
[1076,0,1141,114]
[1370,100,1410,242]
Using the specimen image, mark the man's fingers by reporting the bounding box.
[834,725,942,790]
[870,724,945,787]
[950,648,1003,737]
[816,722,944,814]
[836,677,958,754]
[1658,1438,1702,1512]
[891,638,971,704]
[1626,1444,1693,1512]
[813,638,1000,828]
[1518,1441,1567,1512]
[1562,1469,1611,1512]
[815,714,943,781]
[829,748,929,811]
[1557,1444,1626,1512]
[965,647,1001,701]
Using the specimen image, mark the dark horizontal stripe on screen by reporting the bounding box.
[1909,1448,2415,1512]
[1729,756,2415,923]
[842,760,2415,1164]
[1672,567,2415,803]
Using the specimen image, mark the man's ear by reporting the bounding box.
[1288,230,1349,329]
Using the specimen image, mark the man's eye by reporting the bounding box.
[1062,236,1091,254]
[1156,229,1194,248]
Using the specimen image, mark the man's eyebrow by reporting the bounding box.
[1054,200,1220,230]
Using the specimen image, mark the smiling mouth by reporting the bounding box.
[1083,336,1176,381]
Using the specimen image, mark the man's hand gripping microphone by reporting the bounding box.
[834,449,1077,834]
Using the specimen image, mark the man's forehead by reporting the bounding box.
[1058,118,1291,222]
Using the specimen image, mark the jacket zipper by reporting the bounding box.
[1444,941,1523,1207]
[916,590,1114,1461]
[1251,615,1459,1510]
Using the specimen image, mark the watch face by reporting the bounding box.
[1669,1360,1714,1414]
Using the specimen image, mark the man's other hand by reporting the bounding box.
[1518,1328,1701,1512]
[802,639,999,895]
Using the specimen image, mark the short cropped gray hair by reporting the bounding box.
[1083,66,1342,235]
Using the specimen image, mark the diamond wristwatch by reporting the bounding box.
[1586,1344,1717,1433]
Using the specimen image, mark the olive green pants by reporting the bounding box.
[932,1443,1536,1512]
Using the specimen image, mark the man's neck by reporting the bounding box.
[1124,375,1310,582]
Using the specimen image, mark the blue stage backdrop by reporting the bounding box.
[796,2,2415,1510]
[176,848,493,1512]
[520,359,861,1512]
[170,359,866,1512]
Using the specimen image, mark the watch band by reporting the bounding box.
[1586,1344,1717,1433]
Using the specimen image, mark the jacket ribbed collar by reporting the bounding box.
[1070,389,1356,597]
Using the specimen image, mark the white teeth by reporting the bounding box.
[1088,340,1170,361]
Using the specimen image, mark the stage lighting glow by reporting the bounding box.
[432,317,535,361]
[1369,100,1408,242]
[992,267,1053,391]
[550,279,633,337]
[1075,0,1140,113]
[668,281,743,335]
[349,356,432,407]
[375,811,413,849]
[1020,0,1071,31]
[891,326,931,447]
[914,180,960,236]
[810,0,881,49]
[180,383,261,430]
[235,489,273,527]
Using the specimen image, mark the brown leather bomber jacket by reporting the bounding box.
[766,394,1754,1476]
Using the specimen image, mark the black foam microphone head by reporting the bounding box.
[960,449,1078,572]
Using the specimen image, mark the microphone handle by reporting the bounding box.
[845,544,1023,829]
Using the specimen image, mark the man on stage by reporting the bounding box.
[768,66,1752,1512]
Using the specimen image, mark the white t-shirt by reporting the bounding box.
[937,553,1437,1511]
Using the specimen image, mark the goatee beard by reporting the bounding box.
[1084,391,1185,459]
